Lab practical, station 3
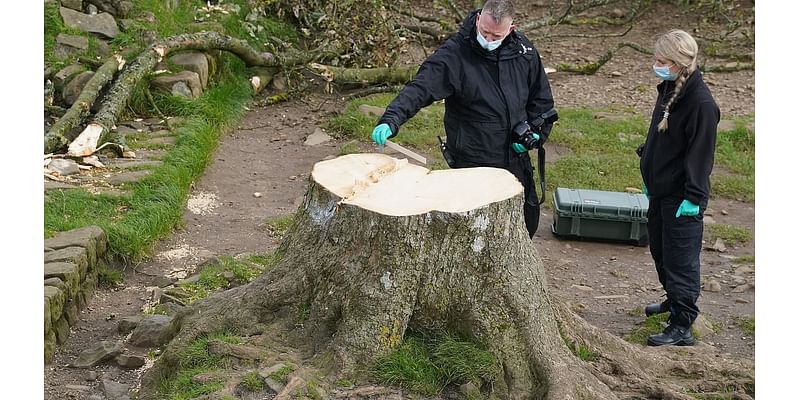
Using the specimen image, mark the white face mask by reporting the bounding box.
[477,29,503,52]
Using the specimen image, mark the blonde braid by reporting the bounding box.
[657,69,689,133]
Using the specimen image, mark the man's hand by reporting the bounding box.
[511,143,528,153]
[675,199,700,218]
[371,124,392,145]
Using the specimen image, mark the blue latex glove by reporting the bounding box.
[675,199,700,218]
[371,123,392,145]
[511,143,528,153]
[642,183,649,198]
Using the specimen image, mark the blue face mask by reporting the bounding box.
[653,64,679,81]
[477,30,504,52]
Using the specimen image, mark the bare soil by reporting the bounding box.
[43,4,754,398]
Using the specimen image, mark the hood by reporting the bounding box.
[458,9,530,60]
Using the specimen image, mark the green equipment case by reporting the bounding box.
[551,188,649,246]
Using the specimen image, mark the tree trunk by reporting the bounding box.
[139,154,754,399]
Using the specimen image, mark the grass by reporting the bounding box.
[268,363,296,384]
[179,256,267,304]
[262,214,295,239]
[733,255,755,264]
[97,263,125,287]
[705,223,754,244]
[326,96,755,207]
[371,331,500,396]
[240,371,264,392]
[625,313,671,345]
[159,332,242,400]
[736,316,755,336]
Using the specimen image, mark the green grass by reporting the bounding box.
[179,256,266,304]
[705,223,754,244]
[325,97,755,205]
[338,141,361,155]
[240,371,264,392]
[268,363,296,384]
[371,331,500,396]
[736,316,755,336]
[159,332,242,400]
[247,252,283,269]
[97,263,125,287]
[733,255,755,264]
[625,313,671,345]
[262,214,295,238]
[568,342,599,362]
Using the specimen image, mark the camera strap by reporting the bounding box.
[536,146,546,205]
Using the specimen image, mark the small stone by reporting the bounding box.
[222,271,236,282]
[735,298,751,304]
[289,176,297,180]
[86,371,98,381]
[253,192,262,198]
[732,283,754,293]
[610,71,622,77]
[115,354,146,369]
[721,209,729,215]
[49,158,81,176]
[357,104,385,117]
[703,279,722,293]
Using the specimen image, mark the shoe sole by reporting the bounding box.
[647,338,695,346]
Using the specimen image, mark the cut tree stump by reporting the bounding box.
[139,154,754,400]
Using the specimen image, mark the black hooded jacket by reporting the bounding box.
[640,69,719,208]
[378,10,554,167]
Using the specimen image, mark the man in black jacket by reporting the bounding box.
[370,0,556,238]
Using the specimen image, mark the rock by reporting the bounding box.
[264,377,285,393]
[106,159,163,170]
[128,315,178,347]
[48,158,81,176]
[254,192,262,198]
[206,340,264,360]
[87,4,98,14]
[44,262,80,298]
[63,71,95,106]
[55,33,89,58]
[222,271,236,282]
[732,283,754,293]
[357,104,385,117]
[692,314,715,338]
[151,71,203,98]
[170,81,193,98]
[735,298,750,304]
[610,71,622,77]
[114,125,139,136]
[115,354,146,369]
[70,340,123,368]
[168,51,210,87]
[166,117,186,130]
[45,182,80,192]
[152,275,178,288]
[95,39,112,57]
[65,384,91,392]
[734,265,755,275]
[304,128,332,146]
[54,316,70,344]
[271,73,287,91]
[60,0,83,12]
[718,119,736,132]
[60,8,119,38]
[703,279,722,293]
[711,238,727,252]
[141,136,177,146]
[86,371,98,381]
[54,64,87,91]
[121,120,146,131]
[109,170,152,186]
[703,216,716,225]
[101,379,130,400]
[258,363,288,380]
[44,226,106,255]
[117,315,144,335]
[459,382,481,398]
[721,209,729,215]
[191,370,228,385]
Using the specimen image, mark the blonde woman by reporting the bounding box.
[639,30,719,346]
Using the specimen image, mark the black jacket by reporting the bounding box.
[640,69,719,208]
[378,10,554,167]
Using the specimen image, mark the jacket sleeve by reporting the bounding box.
[683,100,720,206]
[525,47,555,143]
[378,44,460,137]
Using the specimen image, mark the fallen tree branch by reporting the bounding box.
[308,64,418,86]
[519,0,613,32]
[702,62,754,73]
[555,41,652,75]
[541,24,632,39]
[44,55,124,154]
[66,31,284,157]
[395,23,447,41]
[344,85,405,100]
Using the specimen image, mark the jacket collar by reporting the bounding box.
[657,68,702,102]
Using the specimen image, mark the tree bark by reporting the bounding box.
[139,154,754,399]
[309,63,418,86]
[44,56,123,154]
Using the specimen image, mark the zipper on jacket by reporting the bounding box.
[495,51,513,167]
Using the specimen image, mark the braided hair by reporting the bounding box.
[654,30,698,133]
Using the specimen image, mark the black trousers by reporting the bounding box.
[647,196,703,327]
[454,155,540,238]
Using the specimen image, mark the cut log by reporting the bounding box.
[44,55,124,154]
[139,154,754,399]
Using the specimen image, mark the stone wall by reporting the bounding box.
[44,226,108,364]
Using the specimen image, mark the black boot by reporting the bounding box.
[644,300,670,317]
[647,323,695,346]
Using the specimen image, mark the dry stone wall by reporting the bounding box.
[44,226,108,364]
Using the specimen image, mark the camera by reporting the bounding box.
[513,108,559,150]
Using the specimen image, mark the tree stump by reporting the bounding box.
[140,154,753,400]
